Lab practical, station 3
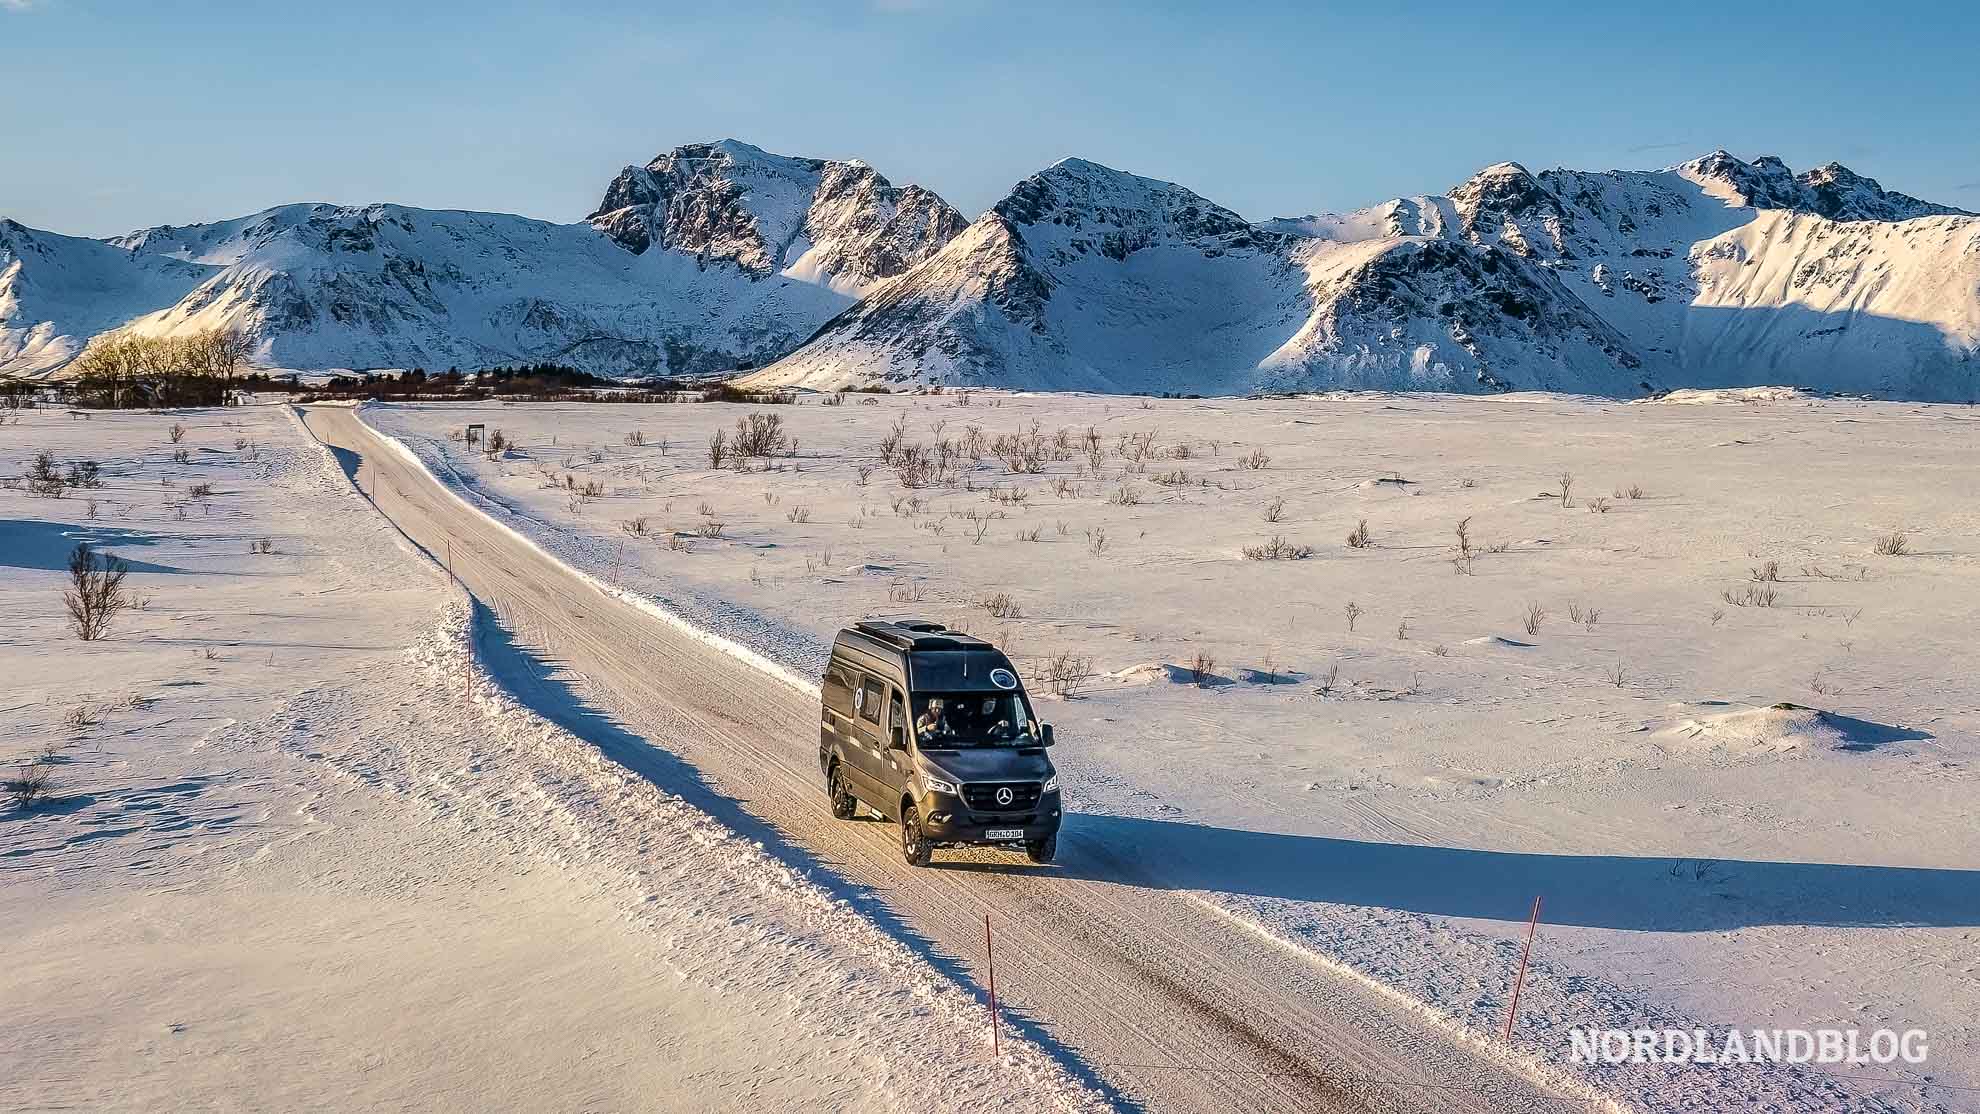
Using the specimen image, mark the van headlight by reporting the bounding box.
[1042,774,1059,793]
[921,773,959,797]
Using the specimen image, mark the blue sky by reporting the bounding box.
[5,0,1977,237]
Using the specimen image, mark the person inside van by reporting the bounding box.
[913,693,1027,744]
[914,697,951,742]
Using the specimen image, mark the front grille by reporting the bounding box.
[962,781,1042,812]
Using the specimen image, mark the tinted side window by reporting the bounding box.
[859,678,885,723]
[822,664,852,713]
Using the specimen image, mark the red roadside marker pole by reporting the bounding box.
[1502,895,1543,1043]
[984,913,1000,1058]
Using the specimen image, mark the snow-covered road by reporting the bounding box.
[297,403,1578,1113]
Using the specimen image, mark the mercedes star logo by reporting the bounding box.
[995,787,1014,806]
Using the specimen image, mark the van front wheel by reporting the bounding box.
[827,765,858,821]
[900,805,932,867]
[1025,833,1058,864]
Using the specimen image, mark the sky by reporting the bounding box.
[5,0,1979,237]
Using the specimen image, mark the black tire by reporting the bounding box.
[1025,832,1058,864]
[900,804,932,867]
[827,764,858,821]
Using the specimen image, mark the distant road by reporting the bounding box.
[300,404,1568,1114]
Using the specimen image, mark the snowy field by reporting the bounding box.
[0,403,1105,1112]
[369,389,1980,1113]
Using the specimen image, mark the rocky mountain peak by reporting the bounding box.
[586,139,963,292]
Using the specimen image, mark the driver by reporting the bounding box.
[915,697,951,741]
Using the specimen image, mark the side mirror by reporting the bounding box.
[1040,723,1056,747]
[889,725,908,750]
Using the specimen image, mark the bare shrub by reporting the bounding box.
[786,505,810,524]
[695,519,726,538]
[1041,651,1096,698]
[1520,601,1546,636]
[1015,526,1042,542]
[1608,657,1626,687]
[1557,471,1574,509]
[26,450,64,497]
[1237,448,1270,470]
[1872,531,1909,556]
[65,460,103,488]
[577,480,605,498]
[7,760,56,810]
[1086,526,1109,555]
[855,463,877,487]
[979,592,1022,619]
[171,447,190,464]
[168,423,187,444]
[1242,535,1312,560]
[1343,601,1364,631]
[486,428,509,454]
[64,542,132,640]
[188,481,214,498]
[1345,519,1372,549]
[1187,651,1217,687]
[1262,497,1286,523]
[1750,560,1781,583]
[621,516,650,537]
[1616,484,1645,500]
[248,538,276,554]
[707,428,728,469]
[1587,496,1610,514]
[732,412,791,457]
[1316,663,1342,695]
[1151,469,1191,489]
[63,703,102,734]
[1108,485,1141,507]
[1721,585,1779,608]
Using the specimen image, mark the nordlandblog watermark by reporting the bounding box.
[1569,1028,1928,1066]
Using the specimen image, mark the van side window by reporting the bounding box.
[822,666,852,713]
[858,678,885,724]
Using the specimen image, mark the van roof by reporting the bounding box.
[851,618,995,652]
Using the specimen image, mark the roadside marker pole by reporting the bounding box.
[1502,895,1543,1043]
[984,913,1000,1058]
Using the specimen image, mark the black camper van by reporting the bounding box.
[819,619,1061,866]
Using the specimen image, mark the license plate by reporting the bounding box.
[985,828,1024,841]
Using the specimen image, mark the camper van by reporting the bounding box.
[819,619,1061,867]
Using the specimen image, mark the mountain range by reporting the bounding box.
[5,140,1976,400]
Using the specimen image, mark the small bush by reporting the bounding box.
[1520,601,1546,636]
[1237,449,1270,470]
[624,430,647,447]
[1040,651,1095,698]
[1616,484,1645,500]
[1262,497,1286,523]
[621,516,649,537]
[1187,651,1217,687]
[1108,485,1141,506]
[786,505,810,524]
[1345,519,1372,549]
[1242,535,1312,560]
[707,428,728,469]
[1721,585,1779,608]
[1872,531,1908,556]
[64,542,132,640]
[168,423,187,444]
[248,538,276,554]
[1587,496,1610,514]
[7,760,56,810]
[979,592,1022,619]
[172,447,191,464]
[1343,601,1363,631]
[1750,560,1780,583]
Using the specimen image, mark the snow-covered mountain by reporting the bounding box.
[2,141,962,378]
[747,151,1980,400]
[1,219,216,375]
[7,143,1977,400]
[588,140,966,294]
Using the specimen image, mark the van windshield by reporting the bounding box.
[912,692,1031,747]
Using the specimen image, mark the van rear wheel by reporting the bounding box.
[900,805,932,867]
[1025,832,1057,864]
[827,765,858,821]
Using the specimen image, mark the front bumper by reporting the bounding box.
[919,792,1061,845]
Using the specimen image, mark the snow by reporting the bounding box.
[0,402,1107,1112]
[369,391,1980,1113]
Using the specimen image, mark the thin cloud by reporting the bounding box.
[0,0,36,11]
[1955,181,1980,193]
[1626,141,1691,154]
